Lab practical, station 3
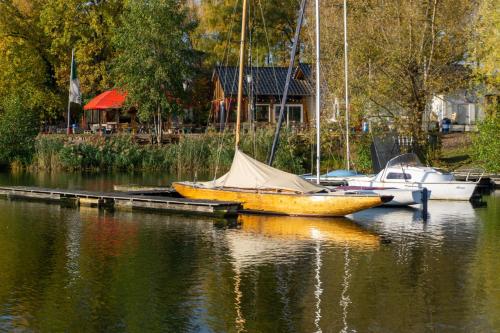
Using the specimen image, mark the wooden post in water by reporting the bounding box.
[422,188,428,221]
[235,0,248,149]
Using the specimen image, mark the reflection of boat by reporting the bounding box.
[174,151,391,217]
[346,153,478,200]
[236,215,380,249]
[352,200,477,236]
[224,215,380,268]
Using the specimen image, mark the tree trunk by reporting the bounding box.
[157,106,162,145]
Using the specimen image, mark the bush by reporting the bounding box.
[351,134,373,173]
[472,117,500,172]
[33,136,64,169]
[0,94,40,166]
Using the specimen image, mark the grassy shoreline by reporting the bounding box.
[13,127,497,177]
[28,130,310,175]
[23,129,375,176]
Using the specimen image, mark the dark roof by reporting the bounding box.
[214,64,313,97]
[294,63,311,79]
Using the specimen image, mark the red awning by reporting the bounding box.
[84,89,127,110]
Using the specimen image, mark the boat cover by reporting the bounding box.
[324,169,358,177]
[199,149,325,193]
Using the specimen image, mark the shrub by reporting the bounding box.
[472,117,500,173]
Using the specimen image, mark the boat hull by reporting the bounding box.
[334,186,423,206]
[346,178,477,201]
[173,182,388,216]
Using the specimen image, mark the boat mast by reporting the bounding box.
[268,0,308,166]
[315,0,321,184]
[235,0,248,149]
[343,0,351,170]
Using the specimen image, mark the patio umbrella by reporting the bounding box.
[84,89,127,110]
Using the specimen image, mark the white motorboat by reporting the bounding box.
[333,186,423,206]
[346,153,479,201]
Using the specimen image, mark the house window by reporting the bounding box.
[273,104,303,124]
[254,104,270,122]
[288,105,302,122]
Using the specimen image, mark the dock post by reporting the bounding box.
[422,188,428,221]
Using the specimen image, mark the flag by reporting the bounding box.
[69,49,82,104]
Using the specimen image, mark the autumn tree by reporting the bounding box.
[112,0,195,143]
[0,0,125,121]
[39,0,124,99]
[193,0,302,66]
[0,0,61,117]
[319,0,475,144]
[470,0,499,117]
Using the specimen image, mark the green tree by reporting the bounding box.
[113,0,195,143]
[0,93,40,166]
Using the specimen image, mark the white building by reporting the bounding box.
[430,89,486,131]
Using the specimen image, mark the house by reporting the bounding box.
[211,64,315,127]
[429,89,487,131]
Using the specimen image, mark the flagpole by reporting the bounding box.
[67,48,74,135]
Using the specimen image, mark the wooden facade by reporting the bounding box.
[211,64,314,127]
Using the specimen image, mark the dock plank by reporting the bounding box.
[0,186,240,217]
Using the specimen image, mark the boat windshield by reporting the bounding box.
[386,153,424,168]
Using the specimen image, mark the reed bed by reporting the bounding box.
[29,129,313,176]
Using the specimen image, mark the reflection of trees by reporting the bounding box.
[88,212,212,332]
[2,198,496,331]
[0,201,79,331]
[0,205,218,332]
[345,202,483,331]
[469,194,500,330]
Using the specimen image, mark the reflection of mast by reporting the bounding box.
[65,214,81,284]
[233,264,246,332]
[339,248,352,333]
[313,239,323,333]
[276,267,293,332]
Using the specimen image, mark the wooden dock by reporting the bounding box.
[0,186,240,217]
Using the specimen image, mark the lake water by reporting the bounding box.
[0,171,499,332]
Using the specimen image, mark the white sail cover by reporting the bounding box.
[199,150,324,193]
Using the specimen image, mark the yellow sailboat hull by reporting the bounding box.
[173,182,389,216]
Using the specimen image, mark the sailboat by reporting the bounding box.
[172,0,391,217]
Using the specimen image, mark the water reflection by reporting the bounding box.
[352,200,478,238]
[224,215,380,332]
[0,193,499,332]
